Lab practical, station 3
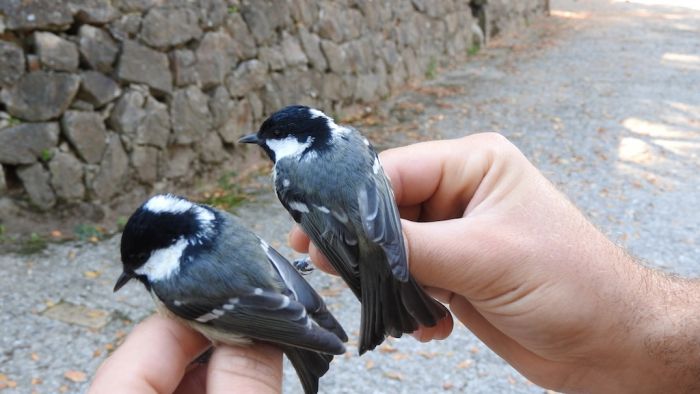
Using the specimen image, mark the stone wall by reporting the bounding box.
[0,0,548,212]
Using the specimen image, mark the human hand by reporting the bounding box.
[290,133,699,392]
[89,315,282,394]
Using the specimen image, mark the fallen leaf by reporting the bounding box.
[469,346,480,354]
[418,351,437,359]
[84,271,100,279]
[51,230,63,238]
[104,343,115,351]
[383,371,403,381]
[0,374,7,382]
[31,352,40,361]
[379,344,397,353]
[457,359,473,369]
[443,382,454,390]
[392,353,409,361]
[64,370,87,382]
[93,349,102,358]
[31,377,42,385]
[365,360,375,370]
[89,236,99,244]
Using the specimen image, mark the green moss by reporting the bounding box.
[425,57,438,79]
[19,232,48,255]
[468,43,481,56]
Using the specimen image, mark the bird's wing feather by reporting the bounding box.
[156,284,345,355]
[276,183,362,298]
[259,239,348,341]
[357,155,409,282]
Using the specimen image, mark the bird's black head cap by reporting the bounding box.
[242,105,339,161]
[115,194,217,291]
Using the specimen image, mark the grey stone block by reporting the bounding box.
[0,165,5,193]
[199,132,227,164]
[140,6,202,49]
[90,133,128,200]
[195,30,237,88]
[258,46,285,71]
[1,72,81,121]
[78,71,122,108]
[109,88,170,148]
[0,41,26,87]
[117,40,172,94]
[130,145,158,183]
[298,27,327,71]
[225,59,267,97]
[197,0,227,30]
[223,13,257,60]
[112,0,155,13]
[61,111,108,164]
[164,145,195,179]
[17,163,56,210]
[68,0,119,24]
[48,152,85,202]
[172,49,199,87]
[35,30,79,72]
[79,25,119,72]
[320,40,348,74]
[108,13,142,41]
[2,0,73,31]
[209,87,252,144]
[0,122,60,165]
[281,32,307,67]
[170,86,211,145]
[317,3,344,43]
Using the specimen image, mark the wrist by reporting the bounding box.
[585,262,700,393]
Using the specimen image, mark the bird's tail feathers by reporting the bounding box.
[283,346,333,394]
[358,266,449,355]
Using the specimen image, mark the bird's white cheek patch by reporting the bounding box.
[135,238,188,282]
[266,136,313,160]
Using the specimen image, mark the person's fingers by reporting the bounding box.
[308,242,338,275]
[401,218,489,294]
[89,315,210,394]
[173,364,207,394]
[288,225,310,253]
[411,314,454,342]
[380,135,499,221]
[206,343,283,394]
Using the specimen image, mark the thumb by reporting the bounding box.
[402,218,488,295]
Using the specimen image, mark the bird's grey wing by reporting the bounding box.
[154,284,345,355]
[276,182,362,298]
[357,154,409,282]
[259,239,348,341]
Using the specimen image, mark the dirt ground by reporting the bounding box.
[1,0,699,392]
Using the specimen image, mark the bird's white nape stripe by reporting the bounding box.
[135,238,188,282]
[308,108,326,119]
[266,136,314,161]
[144,194,193,214]
[307,107,348,139]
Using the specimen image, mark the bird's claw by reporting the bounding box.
[292,257,314,275]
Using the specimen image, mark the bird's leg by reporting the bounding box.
[292,256,314,275]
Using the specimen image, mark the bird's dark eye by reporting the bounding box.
[272,130,282,138]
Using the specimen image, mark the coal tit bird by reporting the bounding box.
[114,194,347,394]
[239,105,448,354]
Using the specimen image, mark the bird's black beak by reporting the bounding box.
[238,133,260,145]
[113,271,132,292]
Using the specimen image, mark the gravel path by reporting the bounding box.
[2,0,699,392]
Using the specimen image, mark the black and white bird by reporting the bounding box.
[114,194,347,394]
[239,105,448,354]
